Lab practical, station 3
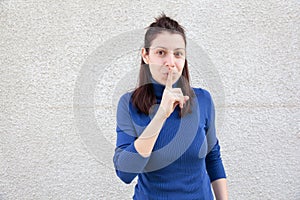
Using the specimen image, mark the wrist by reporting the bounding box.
[156,106,168,120]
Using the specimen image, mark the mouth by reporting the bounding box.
[163,72,175,76]
[162,73,169,78]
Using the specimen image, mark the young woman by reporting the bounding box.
[113,14,228,200]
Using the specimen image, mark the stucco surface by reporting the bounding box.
[1,0,299,199]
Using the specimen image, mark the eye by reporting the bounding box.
[156,49,166,56]
[174,51,184,58]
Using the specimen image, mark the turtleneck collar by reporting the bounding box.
[151,77,179,100]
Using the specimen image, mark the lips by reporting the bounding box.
[162,73,169,78]
[163,72,175,76]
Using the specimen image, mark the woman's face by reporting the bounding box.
[142,31,186,85]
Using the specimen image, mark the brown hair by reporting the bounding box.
[131,13,194,117]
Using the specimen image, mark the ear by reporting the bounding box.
[141,48,149,64]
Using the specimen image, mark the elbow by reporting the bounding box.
[113,152,135,184]
[116,170,135,184]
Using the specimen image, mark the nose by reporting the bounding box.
[164,52,175,68]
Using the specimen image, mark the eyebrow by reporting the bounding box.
[153,46,185,50]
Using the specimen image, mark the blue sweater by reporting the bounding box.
[113,82,226,200]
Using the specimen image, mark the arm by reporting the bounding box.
[203,90,228,199]
[113,93,151,183]
[212,178,228,200]
[113,99,168,183]
[134,108,167,157]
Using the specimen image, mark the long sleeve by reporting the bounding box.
[203,90,226,182]
[205,140,226,182]
[113,93,150,184]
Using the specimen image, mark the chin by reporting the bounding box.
[158,80,166,85]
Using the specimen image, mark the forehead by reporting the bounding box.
[151,31,185,49]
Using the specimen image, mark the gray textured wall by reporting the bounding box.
[1,0,299,199]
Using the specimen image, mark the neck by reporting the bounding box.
[151,78,179,100]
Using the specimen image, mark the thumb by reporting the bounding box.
[184,96,190,102]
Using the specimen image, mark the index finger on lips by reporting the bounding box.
[166,68,173,89]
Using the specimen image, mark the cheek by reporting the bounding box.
[149,64,161,76]
[148,55,163,65]
[176,60,185,72]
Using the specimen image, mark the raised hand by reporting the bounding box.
[158,68,190,119]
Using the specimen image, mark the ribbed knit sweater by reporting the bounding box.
[113,82,226,200]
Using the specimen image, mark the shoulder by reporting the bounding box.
[117,91,134,111]
[192,87,215,120]
[192,87,213,104]
[118,92,133,103]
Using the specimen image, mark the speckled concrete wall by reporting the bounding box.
[1,0,299,199]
